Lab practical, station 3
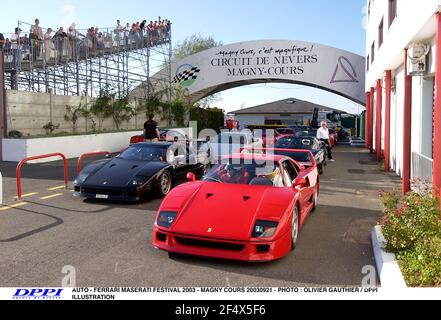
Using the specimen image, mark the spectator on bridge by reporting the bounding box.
[54,27,68,60]
[146,21,154,45]
[144,114,160,142]
[30,19,43,62]
[114,20,123,43]
[10,27,22,70]
[0,33,5,50]
[165,20,172,38]
[317,121,335,162]
[123,22,130,45]
[44,28,53,62]
[68,23,78,60]
[140,20,147,38]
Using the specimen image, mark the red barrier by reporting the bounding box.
[16,153,68,200]
[77,152,111,174]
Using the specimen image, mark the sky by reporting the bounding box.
[0,0,367,114]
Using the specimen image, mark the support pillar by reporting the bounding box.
[403,49,412,194]
[370,87,375,153]
[376,79,383,162]
[365,92,371,149]
[384,70,392,172]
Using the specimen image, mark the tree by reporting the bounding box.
[112,95,135,130]
[172,34,222,62]
[172,34,223,107]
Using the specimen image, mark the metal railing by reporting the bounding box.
[2,21,171,73]
[412,152,433,181]
[16,153,68,200]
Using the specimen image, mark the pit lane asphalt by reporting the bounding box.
[0,146,401,287]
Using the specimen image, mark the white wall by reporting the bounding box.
[2,131,143,163]
[366,0,440,179]
[366,0,441,89]
[394,68,405,177]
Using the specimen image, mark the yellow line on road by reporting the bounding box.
[40,193,63,200]
[0,202,27,211]
[14,192,38,199]
[48,186,66,191]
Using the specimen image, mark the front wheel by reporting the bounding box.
[312,188,319,212]
[157,170,172,197]
[291,206,299,250]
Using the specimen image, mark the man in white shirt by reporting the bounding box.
[317,121,335,162]
[10,28,22,69]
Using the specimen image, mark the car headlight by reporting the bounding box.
[252,220,279,238]
[131,176,149,187]
[157,211,177,229]
[74,172,90,185]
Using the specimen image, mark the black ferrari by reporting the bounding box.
[275,136,327,174]
[74,142,204,201]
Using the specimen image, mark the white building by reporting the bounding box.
[365,0,441,193]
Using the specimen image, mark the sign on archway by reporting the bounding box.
[138,40,366,105]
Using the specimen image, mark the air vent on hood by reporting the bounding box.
[206,193,214,199]
[110,164,116,168]
[243,196,251,201]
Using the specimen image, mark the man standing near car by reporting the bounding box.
[144,114,160,142]
[317,121,335,162]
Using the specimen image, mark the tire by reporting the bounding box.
[291,206,300,250]
[157,170,172,198]
[312,188,319,212]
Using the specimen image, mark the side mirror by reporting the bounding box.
[187,172,197,182]
[293,177,307,189]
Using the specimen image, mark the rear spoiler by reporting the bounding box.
[241,147,317,168]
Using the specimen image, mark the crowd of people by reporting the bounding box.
[0,17,172,69]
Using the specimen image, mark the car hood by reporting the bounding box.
[83,158,168,188]
[169,182,293,241]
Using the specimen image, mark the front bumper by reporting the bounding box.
[74,185,144,202]
[152,228,292,262]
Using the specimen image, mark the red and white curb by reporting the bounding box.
[371,226,407,288]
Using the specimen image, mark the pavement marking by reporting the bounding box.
[40,193,63,200]
[48,186,66,191]
[0,202,27,211]
[14,192,38,199]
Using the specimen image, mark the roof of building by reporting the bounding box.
[230,98,340,115]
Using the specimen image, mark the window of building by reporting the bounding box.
[389,0,397,28]
[379,18,384,47]
[371,42,375,63]
[367,55,370,71]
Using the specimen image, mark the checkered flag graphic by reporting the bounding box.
[172,67,201,84]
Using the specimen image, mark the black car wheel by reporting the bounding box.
[291,206,300,250]
[312,188,319,212]
[157,171,172,197]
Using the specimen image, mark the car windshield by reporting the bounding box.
[274,150,312,163]
[203,160,285,187]
[276,129,294,135]
[275,137,314,150]
[296,130,317,138]
[118,145,168,161]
